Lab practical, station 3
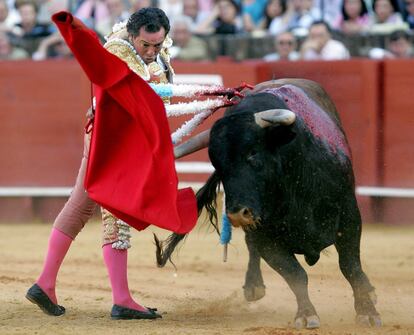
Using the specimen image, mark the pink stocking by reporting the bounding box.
[36,228,73,304]
[102,244,146,312]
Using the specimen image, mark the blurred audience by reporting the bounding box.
[1,0,414,61]
[196,0,243,35]
[284,0,321,36]
[169,15,209,60]
[129,0,157,13]
[370,0,408,32]
[300,20,350,59]
[0,0,13,31]
[158,0,182,18]
[403,0,414,28]
[266,0,290,35]
[10,0,53,55]
[0,29,28,59]
[369,29,413,57]
[372,0,403,23]
[32,31,73,59]
[263,30,300,60]
[95,0,129,37]
[74,0,110,31]
[313,0,342,27]
[36,0,69,24]
[181,0,209,31]
[333,0,372,34]
[241,0,267,32]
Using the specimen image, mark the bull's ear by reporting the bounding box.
[254,109,296,128]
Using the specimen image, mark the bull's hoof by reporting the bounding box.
[294,315,320,329]
[243,285,266,302]
[356,314,382,327]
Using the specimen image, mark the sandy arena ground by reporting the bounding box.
[0,221,413,335]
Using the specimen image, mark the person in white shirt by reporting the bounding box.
[300,20,350,60]
[263,30,300,61]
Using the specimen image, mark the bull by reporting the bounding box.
[156,79,382,329]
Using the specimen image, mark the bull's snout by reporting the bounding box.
[227,207,255,228]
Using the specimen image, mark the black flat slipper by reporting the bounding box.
[26,284,65,316]
[111,304,162,320]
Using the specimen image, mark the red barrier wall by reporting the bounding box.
[0,59,412,224]
[0,60,90,186]
[380,60,414,224]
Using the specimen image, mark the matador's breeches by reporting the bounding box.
[101,208,132,249]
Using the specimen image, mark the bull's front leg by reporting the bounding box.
[243,232,266,301]
[256,236,320,329]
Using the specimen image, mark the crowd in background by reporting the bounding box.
[0,0,413,61]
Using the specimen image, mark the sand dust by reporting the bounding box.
[0,221,413,335]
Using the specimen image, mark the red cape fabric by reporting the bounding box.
[52,11,197,234]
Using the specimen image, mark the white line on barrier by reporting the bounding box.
[175,162,214,173]
[356,186,414,198]
[0,162,213,196]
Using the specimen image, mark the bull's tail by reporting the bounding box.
[196,171,221,233]
[154,232,186,268]
[154,172,222,267]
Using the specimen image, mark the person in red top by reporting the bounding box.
[26,8,198,320]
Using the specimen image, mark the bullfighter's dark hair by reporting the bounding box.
[127,7,170,37]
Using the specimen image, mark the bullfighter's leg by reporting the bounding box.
[101,211,161,319]
[243,232,266,301]
[257,238,320,329]
[26,134,97,316]
[335,204,382,327]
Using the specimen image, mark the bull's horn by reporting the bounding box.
[254,109,296,128]
[174,129,211,159]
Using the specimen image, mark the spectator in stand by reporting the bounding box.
[313,0,342,27]
[284,0,321,36]
[182,0,209,31]
[158,0,183,18]
[95,0,130,37]
[74,0,110,32]
[129,0,157,12]
[263,30,300,60]
[196,0,243,35]
[0,29,29,59]
[368,29,414,57]
[333,0,372,34]
[403,0,414,28]
[169,15,209,60]
[32,31,73,59]
[370,0,407,32]
[198,0,214,12]
[242,0,267,33]
[0,0,13,32]
[3,0,20,27]
[265,0,290,35]
[300,20,350,59]
[10,0,53,55]
[36,0,69,24]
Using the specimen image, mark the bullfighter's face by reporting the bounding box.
[130,27,166,64]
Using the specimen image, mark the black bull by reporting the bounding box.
[155,79,382,329]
